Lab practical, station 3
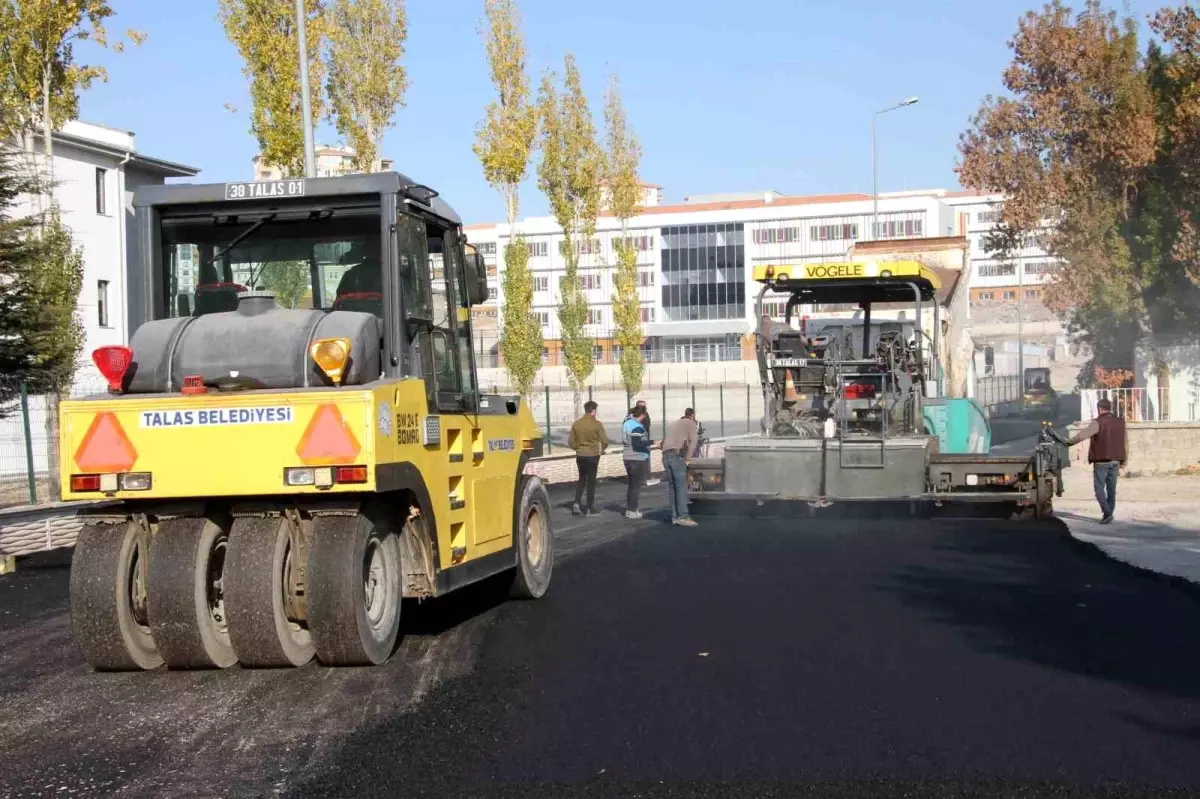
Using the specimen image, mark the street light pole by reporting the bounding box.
[296,0,316,178]
[872,97,919,240]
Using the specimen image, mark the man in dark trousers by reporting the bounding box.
[622,407,652,519]
[629,399,660,486]
[567,400,608,516]
[1062,398,1128,523]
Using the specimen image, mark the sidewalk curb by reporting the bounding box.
[1056,511,1200,595]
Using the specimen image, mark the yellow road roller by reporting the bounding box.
[62,173,552,670]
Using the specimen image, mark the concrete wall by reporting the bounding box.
[1065,421,1200,474]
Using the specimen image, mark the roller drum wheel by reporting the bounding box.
[307,514,402,666]
[147,516,238,669]
[69,521,162,671]
[225,517,315,668]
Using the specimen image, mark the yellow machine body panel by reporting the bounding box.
[59,380,541,569]
[752,259,942,289]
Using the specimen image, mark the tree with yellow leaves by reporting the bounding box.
[537,54,604,414]
[603,75,645,398]
[326,0,407,173]
[218,0,326,179]
[474,0,542,399]
[0,0,144,173]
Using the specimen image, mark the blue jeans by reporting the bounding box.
[663,452,689,520]
[1092,461,1120,517]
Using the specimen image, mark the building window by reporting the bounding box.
[533,276,549,292]
[873,218,923,239]
[559,273,601,291]
[95,167,107,215]
[1024,261,1060,275]
[753,226,800,245]
[1024,289,1039,299]
[575,238,602,256]
[810,223,858,242]
[979,263,1016,278]
[660,222,746,322]
[977,291,995,301]
[475,241,497,255]
[487,288,497,302]
[527,240,548,258]
[1024,232,1051,250]
[637,271,655,287]
[97,280,110,327]
[535,311,550,326]
[592,345,604,362]
[639,305,656,323]
[616,235,654,252]
[1002,290,1016,301]
[977,209,1001,224]
[587,308,603,325]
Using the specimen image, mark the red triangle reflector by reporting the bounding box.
[296,404,361,465]
[74,412,138,473]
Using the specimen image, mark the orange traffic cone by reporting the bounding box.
[783,369,798,402]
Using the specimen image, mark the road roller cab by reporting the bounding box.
[63,173,553,672]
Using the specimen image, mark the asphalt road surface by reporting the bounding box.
[3,481,1200,798]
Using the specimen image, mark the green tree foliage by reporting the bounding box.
[326,0,407,173]
[474,0,541,397]
[537,54,603,411]
[499,237,542,398]
[603,75,645,397]
[958,0,1200,368]
[0,0,144,165]
[259,261,311,308]
[218,0,326,178]
[0,150,84,404]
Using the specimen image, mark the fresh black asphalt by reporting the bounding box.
[2,477,1199,798]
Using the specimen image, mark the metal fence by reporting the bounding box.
[1081,387,1195,423]
[0,377,111,509]
[975,374,1022,410]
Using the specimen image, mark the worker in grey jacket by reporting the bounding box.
[661,408,700,526]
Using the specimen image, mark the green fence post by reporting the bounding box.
[19,381,37,504]
[661,384,667,440]
[544,385,552,454]
[720,384,726,437]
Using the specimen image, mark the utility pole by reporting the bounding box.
[296,0,316,179]
[1017,254,1025,409]
[872,97,919,239]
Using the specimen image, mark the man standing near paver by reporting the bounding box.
[622,407,652,519]
[568,400,608,517]
[1061,398,1128,524]
[661,408,700,527]
[627,399,660,486]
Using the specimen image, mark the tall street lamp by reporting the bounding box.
[872,96,919,240]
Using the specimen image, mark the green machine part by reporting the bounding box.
[922,397,992,454]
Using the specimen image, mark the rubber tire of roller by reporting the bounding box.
[224,517,315,668]
[510,475,554,600]
[69,521,163,671]
[307,514,402,667]
[147,516,238,669]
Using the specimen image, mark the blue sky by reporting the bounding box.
[79,0,1161,225]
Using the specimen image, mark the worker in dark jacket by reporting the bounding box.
[1062,398,1128,524]
[568,400,609,516]
[622,407,652,519]
[627,399,660,487]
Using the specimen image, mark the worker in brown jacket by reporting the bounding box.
[568,400,609,516]
[660,408,700,527]
[1063,397,1128,524]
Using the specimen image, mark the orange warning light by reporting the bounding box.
[296,404,361,466]
[74,413,138,473]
